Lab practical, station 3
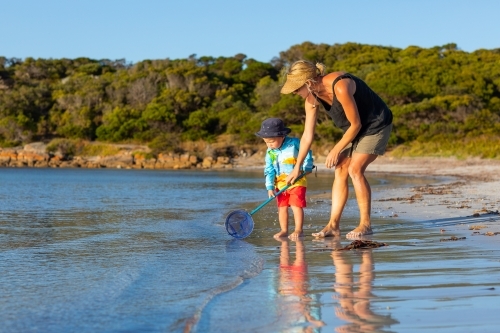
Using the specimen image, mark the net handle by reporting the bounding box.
[249,172,306,215]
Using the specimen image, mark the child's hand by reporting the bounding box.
[268,190,275,198]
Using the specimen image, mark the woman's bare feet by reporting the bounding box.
[273,230,288,239]
[346,225,373,239]
[312,226,340,238]
[288,230,304,240]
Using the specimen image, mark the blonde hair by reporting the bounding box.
[280,60,326,94]
[287,60,325,79]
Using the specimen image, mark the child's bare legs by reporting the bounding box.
[274,206,289,239]
[274,206,305,240]
[289,206,304,240]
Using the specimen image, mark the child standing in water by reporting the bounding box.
[255,118,314,240]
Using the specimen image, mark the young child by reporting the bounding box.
[255,118,314,240]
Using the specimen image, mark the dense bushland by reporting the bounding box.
[1,42,499,158]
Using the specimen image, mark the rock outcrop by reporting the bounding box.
[0,142,244,169]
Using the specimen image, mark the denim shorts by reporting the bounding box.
[343,124,392,156]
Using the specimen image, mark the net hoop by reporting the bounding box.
[225,209,254,239]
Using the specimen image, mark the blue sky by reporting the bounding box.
[2,0,499,64]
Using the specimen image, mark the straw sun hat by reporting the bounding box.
[280,62,320,94]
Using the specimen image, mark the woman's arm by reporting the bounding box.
[286,101,317,184]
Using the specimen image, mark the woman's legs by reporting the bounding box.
[313,151,378,238]
[312,152,351,237]
[346,152,378,238]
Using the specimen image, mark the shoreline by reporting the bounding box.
[3,142,500,229]
[233,154,500,240]
[240,154,500,223]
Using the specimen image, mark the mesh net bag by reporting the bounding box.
[225,209,254,239]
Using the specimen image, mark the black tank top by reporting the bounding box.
[316,74,392,138]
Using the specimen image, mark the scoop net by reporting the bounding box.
[225,209,254,239]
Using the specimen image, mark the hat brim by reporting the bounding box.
[255,128,292,138]
[280,77,307,94]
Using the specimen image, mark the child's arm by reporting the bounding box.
[264,151,276,196]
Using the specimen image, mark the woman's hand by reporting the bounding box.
[268,189,276,198]
[285,168,301,185]
[325,145,342,169]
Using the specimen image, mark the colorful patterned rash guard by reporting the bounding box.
[264,136,314,191]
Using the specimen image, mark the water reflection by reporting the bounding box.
[276,238,325,332]
[330,240,398,333]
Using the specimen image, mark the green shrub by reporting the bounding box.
[46,138,78,157]
[390,135,500,159]
[147,133,180,154]
[80,144,121,156]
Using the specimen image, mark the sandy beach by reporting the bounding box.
[367,156,500,223]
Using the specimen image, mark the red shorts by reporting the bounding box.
[276,186,307,208]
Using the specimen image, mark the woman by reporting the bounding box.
[281,60,393,239]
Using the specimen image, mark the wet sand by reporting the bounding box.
[309,157,500,332]
[209,156,500,332]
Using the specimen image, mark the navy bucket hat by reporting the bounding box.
[255,118,292,138]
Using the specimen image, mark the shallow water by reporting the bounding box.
[1,168,499,332]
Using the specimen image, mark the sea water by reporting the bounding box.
[0,168,267,332]
[1,168,500,333]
